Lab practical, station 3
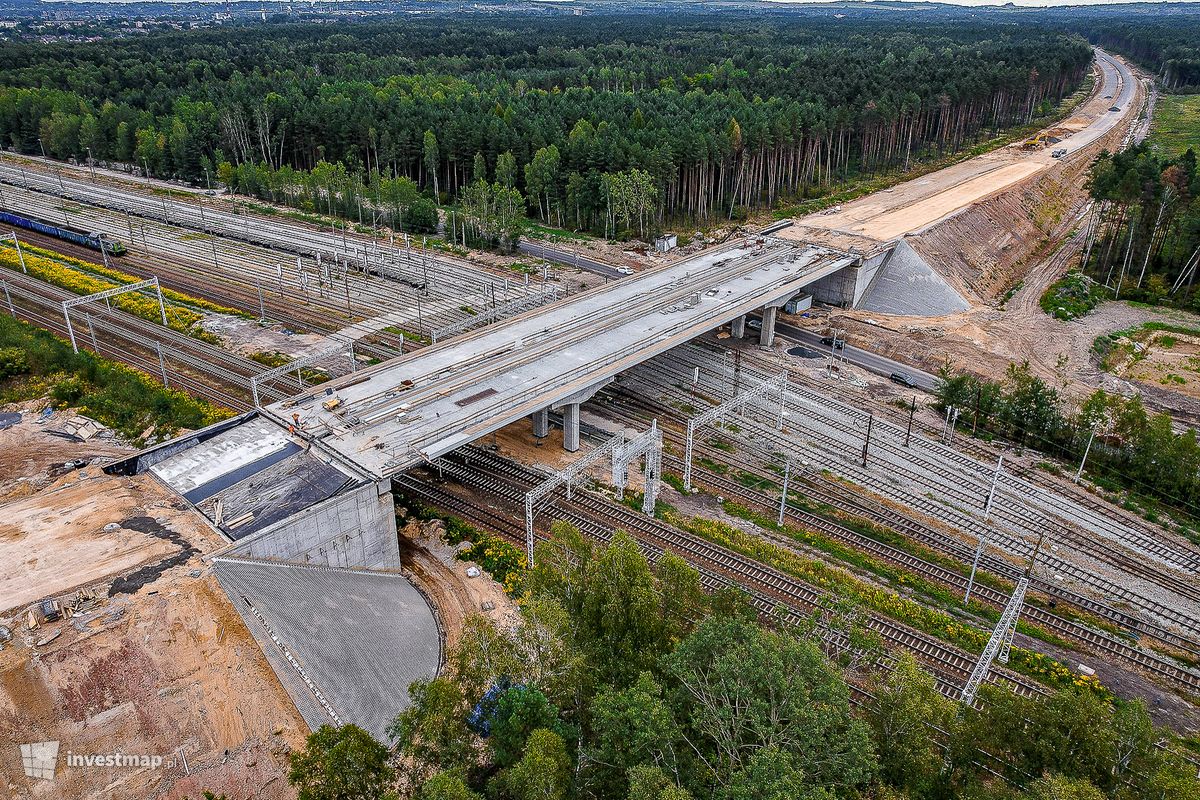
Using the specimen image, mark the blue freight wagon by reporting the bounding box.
[0,211,127,256]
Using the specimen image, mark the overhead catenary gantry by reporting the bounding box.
[250,339,359,408]
[682,372,789,491]
[960,530,1047,707]
[60,276,166,353]
[524,421,663,566]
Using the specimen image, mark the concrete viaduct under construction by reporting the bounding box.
[109,233,872,571]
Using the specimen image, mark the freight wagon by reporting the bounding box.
[0,211,127,256]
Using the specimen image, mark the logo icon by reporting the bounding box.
[21,741,59,780]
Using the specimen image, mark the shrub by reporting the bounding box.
[0,347,27,379]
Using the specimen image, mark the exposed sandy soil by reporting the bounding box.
[0,475,186,613]
[824,235,1200,425]
[796,158,1048,243]
[1104,328,1200,402]
[0,403,308,799]
[0,568,307,800]
[0,403,130,503]
[396,514,519,656]
[201,314,330,362]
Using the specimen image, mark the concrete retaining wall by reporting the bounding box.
[224,479,399,570]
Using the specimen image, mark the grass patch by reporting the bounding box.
[1094,321,1200,371]
[1040,271,1109,320]
[1148,93,1200,157]
[522,220,596,244]
[0,315,229,443]
[248,351,328,383]
[382,325,431,345]
[998,280,1024,310]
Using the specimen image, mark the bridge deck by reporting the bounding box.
[265,238,855,478]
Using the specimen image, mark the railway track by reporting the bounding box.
[582,389,1200,692]
[0,171,546,338]
[396,448,1047,700]
[0,267,316,409]
[751,336,1179,549]
[724,341,1200,575]
[627,350,1200,631]
[1,223,413,362]
[2,285,246,409]
[600,372,1200,658]
[658,445,1200,692]
[677,343,1200,579]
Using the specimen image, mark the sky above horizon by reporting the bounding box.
[762,0,1193,6]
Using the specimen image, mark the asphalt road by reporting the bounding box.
[771,318,939,392]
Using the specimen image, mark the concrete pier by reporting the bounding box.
[731,315,746,339]
[532,408,549,438]
[563,403,581,451]
[760,306,778,347]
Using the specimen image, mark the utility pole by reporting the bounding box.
[1074,424,1098,483]
[861,414,874,468]
[95,235,110,270]
[156,342,169,387]
[965,455,1004,603]
[905,395,916,447]
[1,233,26,273]
[942,405,959,444]
[982,455,1003,521]
[778,457,791,527]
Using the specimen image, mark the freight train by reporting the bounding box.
[0,211,127,256]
